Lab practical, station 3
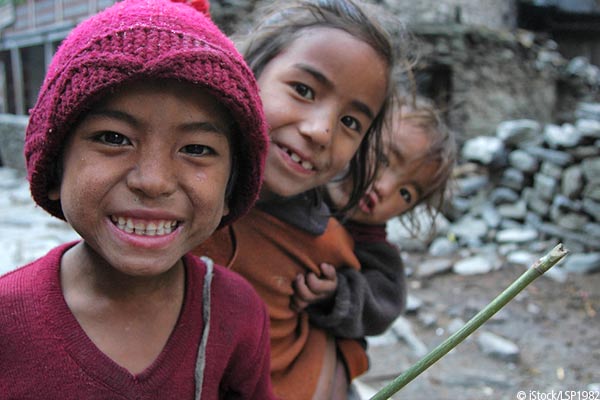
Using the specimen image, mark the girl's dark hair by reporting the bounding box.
[235,0,413,212]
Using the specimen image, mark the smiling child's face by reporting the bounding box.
[257,27,388,199]
[50,80,233,277]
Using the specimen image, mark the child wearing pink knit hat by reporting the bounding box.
[0,0,276,398]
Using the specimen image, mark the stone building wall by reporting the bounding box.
[209,0,518,34]
[412,24,563,140]
[381,0,517,30]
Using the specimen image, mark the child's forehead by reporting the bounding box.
[390,156,440,196]
[103,79,230,112]
[103,79,215,100]
[384,120,431,162]
[88,79,236,136]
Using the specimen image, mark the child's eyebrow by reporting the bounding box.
[351,99,375,121]
[293,63,331,87]
[180,121,231,136]
[292,63,375,121]
[388,144,406,162]
[88,109,138,126]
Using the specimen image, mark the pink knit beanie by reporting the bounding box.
[24,0,268,227]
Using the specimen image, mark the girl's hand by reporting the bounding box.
[290,263,338,312]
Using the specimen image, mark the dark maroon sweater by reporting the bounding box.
[0,242,276,400]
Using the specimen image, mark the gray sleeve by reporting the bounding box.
[306,241,406,338]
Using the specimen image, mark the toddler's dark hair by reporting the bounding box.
[392,95,457,237]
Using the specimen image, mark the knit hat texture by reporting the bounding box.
[24,0,268,227]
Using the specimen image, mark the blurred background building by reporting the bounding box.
[0,0,116,115]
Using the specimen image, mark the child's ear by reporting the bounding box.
[48,187,60,201]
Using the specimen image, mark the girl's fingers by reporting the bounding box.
[306,272,337,298]
[319,263,337,280]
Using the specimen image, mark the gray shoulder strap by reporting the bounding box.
[195,256,214,400]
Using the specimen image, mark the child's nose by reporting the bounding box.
[299,109,335,148]
[127,153,177,198]
[374,171,395,197]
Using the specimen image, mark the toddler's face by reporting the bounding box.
[257,27,387,199]
[50,80,233,276]
[328,117,438,225]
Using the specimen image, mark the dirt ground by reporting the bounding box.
[360,251,600,400]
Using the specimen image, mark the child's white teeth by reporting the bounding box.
[111,216,178,236]
[301,160,313,170]
[284,147,314,171]
[146,222,157,236]
[134,222,145,234]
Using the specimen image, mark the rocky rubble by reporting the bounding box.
[457,102,600,266]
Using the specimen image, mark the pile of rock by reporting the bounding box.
[390,101,600,277]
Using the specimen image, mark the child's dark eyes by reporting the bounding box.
[95,131,131,146]
[341,116,361,132]
[293,83,315,100]
[399,187,412,203]
[290,81,363,133]
[180,144,215,157]
[290,81,364,134]
[92,131,215,157]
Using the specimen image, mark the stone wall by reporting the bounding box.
[381,0,517,30]
[452,101,600,267]
[208,0,518,35]
[412,24,565,140]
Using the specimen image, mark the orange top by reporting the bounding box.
[193,208,368,399]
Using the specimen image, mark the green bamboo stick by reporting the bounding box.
[370,243,569,400]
